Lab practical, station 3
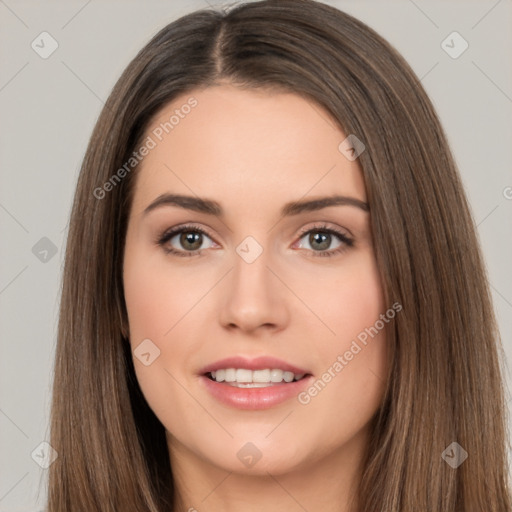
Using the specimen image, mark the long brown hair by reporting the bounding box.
[48,1,512,510]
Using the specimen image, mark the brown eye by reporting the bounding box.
[295,224,354,258]
[307,231,334,251]
[178,231,204,251]
[157,225,215,257]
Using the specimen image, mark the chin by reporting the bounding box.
[199,440,310,476]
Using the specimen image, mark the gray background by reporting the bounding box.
[1,1,511,510]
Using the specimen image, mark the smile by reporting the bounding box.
[199,356,313,409]
[207,368,306,387]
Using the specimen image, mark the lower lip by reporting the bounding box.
[200,375,313,410]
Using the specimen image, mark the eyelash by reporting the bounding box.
[156,223,354,258]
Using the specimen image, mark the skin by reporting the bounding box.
[123,84,388,512]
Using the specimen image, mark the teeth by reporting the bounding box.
[208,368,306,384]
[253,369,270,382]
[236,369,252,382]
[270,369,284,382]
[225,368,236,382]
[283,371,294,383]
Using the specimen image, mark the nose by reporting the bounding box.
[218,246,290,334]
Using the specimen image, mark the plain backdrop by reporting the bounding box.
[1,1,511,510]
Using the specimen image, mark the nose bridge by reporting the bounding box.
[231,234,275,296]
[219,233,287,331]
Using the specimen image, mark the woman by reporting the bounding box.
[47,1,512,510]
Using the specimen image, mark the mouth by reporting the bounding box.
[198,356,313,409]
[205,368,310,388]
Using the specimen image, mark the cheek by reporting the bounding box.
[123,254,200,436]
[124,271,171,342]
[123,250,202,342]
[298,251,388,423]
[304,250,386,342]
[334,251,387,373]
[123,248,210,414]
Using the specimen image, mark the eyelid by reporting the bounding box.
[296,221,353,239]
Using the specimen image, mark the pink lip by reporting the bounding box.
[198,356,313,410]
[200,374,314,410]
[198,356,310,375]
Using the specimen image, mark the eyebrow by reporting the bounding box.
[143,193,369,218]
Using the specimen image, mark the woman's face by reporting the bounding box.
[123,84,388,476]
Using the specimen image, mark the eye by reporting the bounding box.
[156,224,216,257]
[294,223,354,258]
[156,222,354,258]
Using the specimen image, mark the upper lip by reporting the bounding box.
[199,356,311,376]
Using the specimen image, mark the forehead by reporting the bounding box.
[131,85,366,214]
